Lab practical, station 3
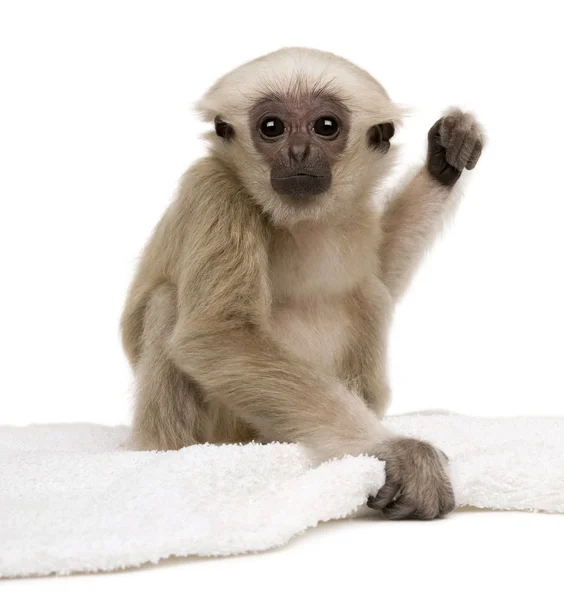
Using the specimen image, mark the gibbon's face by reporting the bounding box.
[212,89,396,224]
[248,95,350,202]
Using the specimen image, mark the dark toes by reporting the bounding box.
[439,487,456,516]
[382,499,416,520]
[466,139,483,170]
[368,480,401,509]
[427,119,442,145]
[382,498,439,520]
[439,114,459,146]
[445,128,468,169]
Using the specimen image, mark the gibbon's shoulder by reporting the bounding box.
[171,155,267,256]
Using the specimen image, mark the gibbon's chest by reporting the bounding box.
[268,225,364,373]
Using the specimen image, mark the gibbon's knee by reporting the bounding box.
[131,282,206,450]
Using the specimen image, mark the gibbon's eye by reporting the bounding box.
[313,116,339,137]
[260,117,285,138]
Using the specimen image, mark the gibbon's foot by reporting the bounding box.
[367,437,455,520]
[426,108,484,186]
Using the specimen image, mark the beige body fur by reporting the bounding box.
[121,48,484,519]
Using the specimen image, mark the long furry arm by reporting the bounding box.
[380,108,484,302]
[379,168,457,301]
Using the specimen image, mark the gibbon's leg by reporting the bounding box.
[380,109,484,301]
[127,283,207,451]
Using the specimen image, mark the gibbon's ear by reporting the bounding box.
[367,122,395,153]
[214,116,235,141]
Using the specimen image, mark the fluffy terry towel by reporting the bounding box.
[1,412,563,578]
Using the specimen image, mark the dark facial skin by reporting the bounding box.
[214,95,395,200]
[249,95,351,200]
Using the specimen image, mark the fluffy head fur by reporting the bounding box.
[196,47,405,225]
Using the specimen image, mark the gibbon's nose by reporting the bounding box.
[288,138,310,164]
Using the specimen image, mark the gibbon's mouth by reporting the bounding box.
[270,173,332,198]
[275,172,324,179]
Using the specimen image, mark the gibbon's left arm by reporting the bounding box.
[379,108,484,301]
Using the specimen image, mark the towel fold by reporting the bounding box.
[1,412,563,578]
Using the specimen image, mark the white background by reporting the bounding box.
[1,0,563,597]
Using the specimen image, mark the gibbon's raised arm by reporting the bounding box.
[380,109,484,301]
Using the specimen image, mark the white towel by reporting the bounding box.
[1,412,563,579]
